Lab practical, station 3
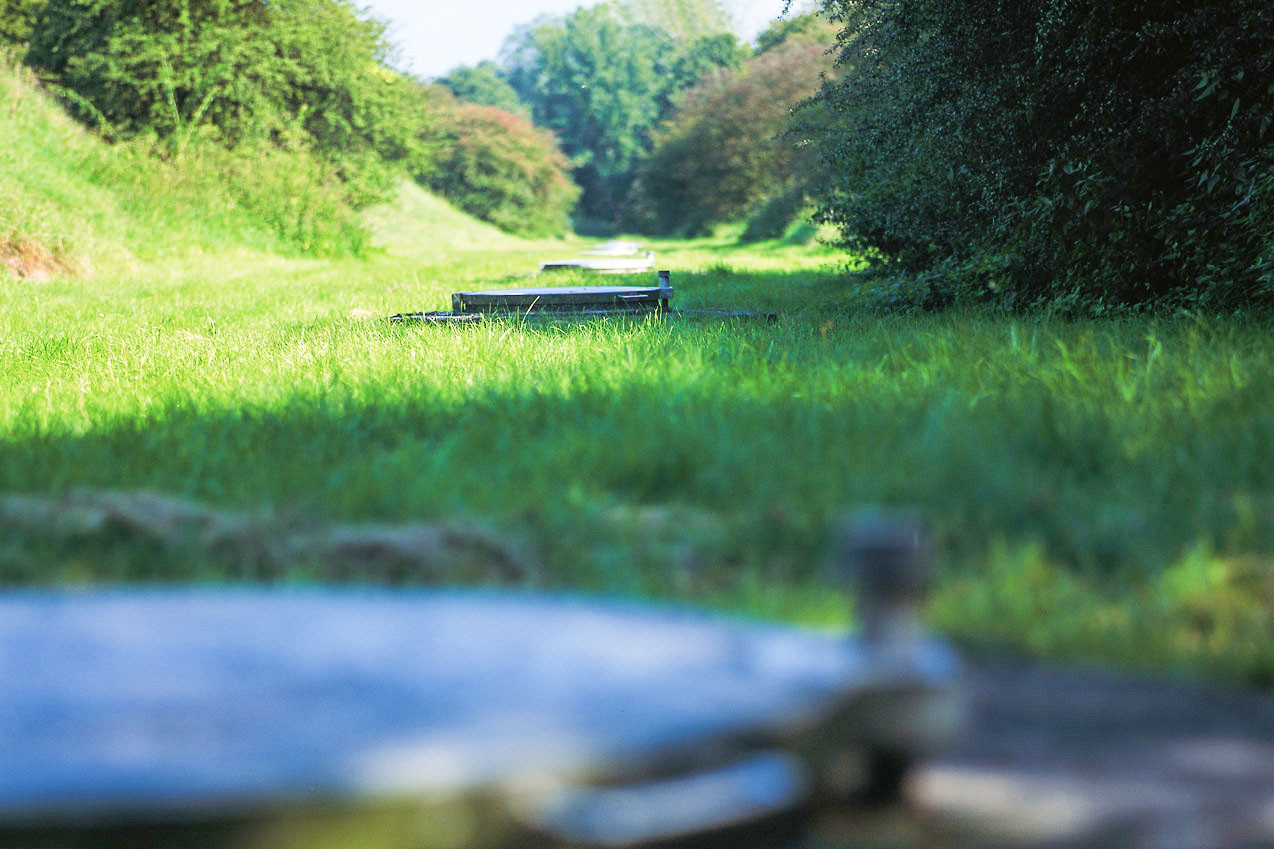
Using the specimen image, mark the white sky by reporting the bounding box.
[361,1,806,79]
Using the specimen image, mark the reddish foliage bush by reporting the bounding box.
[421,87,579,236]
[628,39,832,235]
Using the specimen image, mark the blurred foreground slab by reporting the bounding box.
[0,589,958,848]
[3,590,1270,848]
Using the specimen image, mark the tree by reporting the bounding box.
[436,61,527,118]
[501,0,742,225]
[630,37,831,234]
[663,31,747,105]
[502,5,671,223]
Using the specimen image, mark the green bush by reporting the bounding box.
[0,0,39,45]
[25,0,432,206]
[420,87,579,237]
[811,0,1274,312]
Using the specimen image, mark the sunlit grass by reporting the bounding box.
[3,220,1273,682]
[2,57,1271,682]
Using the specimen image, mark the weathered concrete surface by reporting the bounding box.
[0,589,956,843]
[812,659,1274,848]
[2,588,1271,848]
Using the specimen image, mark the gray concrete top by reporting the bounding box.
[0,589,958,827]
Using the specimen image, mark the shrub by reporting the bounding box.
[25,0,432,205]
[421,87,579,237]
[811,0,1274,311]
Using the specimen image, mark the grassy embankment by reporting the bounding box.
[2,62,1272,684]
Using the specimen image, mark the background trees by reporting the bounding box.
[19,0,1269,310]
[810,0,1274,311]
[436,60,528,118]
[500,0,743,227]
[502,5,674,226]
[629,14,836,235]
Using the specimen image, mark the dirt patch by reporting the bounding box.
[0,490,536,584]
[1,235,77,281]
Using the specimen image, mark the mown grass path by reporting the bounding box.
[2,199,1272,683]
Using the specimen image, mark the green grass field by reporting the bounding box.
[3,63,1272,684]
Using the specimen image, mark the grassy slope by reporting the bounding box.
[0,60,122,271]
[0,59,365,268]
[2,70,1272,683]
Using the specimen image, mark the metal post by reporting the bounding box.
[842,513,931,645]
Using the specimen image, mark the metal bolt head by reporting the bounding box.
[841,512,931,642]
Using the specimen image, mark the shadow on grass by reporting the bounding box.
[3,346,1261,589]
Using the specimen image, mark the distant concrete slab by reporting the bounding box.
[540,254,656,274]
[582,241,643,257]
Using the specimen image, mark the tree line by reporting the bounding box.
[1,0,835,242]
[440,1,835,235]
[4,0,1271,309]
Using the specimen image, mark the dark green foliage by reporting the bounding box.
[0,0,40,44]
[629,39,831,235]
[436,61,528,118]
[753,11,838,54]
[25,0,432,206]
[812,0,1274,311]
[502,5,672,224]
[420,86,579,236]
[665,32,746,95]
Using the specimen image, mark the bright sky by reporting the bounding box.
[362,0,804,79]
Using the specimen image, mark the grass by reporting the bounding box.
[0,56,365,266]
[2,63,1272,685]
